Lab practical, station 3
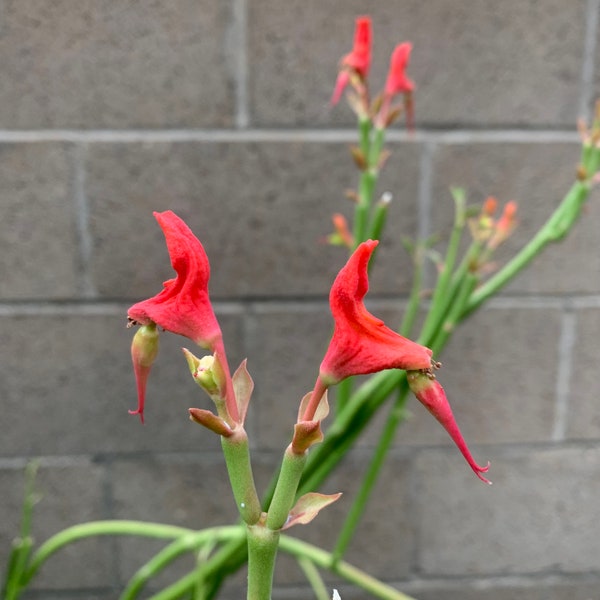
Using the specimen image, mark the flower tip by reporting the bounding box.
[331,71,350,105]
[473,461,492,484]
[128,409,145,424]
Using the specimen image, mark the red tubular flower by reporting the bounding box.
[331,16,372,105]
[128,211,222,348]
[379,42,415,129]
[320,240,433,385]
[384,42,415,97]
[127,211,239,424]
[407,371,491,484]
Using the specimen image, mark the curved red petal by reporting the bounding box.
[320,241,432,383]
[127,211,222,347]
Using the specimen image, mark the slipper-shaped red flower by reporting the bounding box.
[320,240,433,384]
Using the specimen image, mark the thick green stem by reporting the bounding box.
[266,446,307,530]
[246,524,280,600]
[221,428,262,525]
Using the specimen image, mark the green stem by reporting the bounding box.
[354,170,377,245]
[266,447,307,530]
[221,428,262,525]
[297,556,330,600]
[359,116,372,157]
[332,385,411,563]
[120,534,207,600]
[246,524,279,600]
[431,272,479,355]
[399,244,426,337]
[22,521,238,587]
[419,189,468,344]
[148,533,246,600]
[335,376,354,414]
[278,535,418,600]
[465,179,591,316]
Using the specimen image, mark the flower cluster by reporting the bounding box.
[331,16,415,129]
[127,212,490,482]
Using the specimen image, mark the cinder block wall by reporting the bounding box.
[2,2,600,599]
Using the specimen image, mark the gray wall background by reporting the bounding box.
[2,1,600,598]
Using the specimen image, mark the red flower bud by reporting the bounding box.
[320,240,433,385]
[378,42,415,130]
[407,370,491,484]
[384,42,415,97]
[331,16,372,105]
[129,322,159,423]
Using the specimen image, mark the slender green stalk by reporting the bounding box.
[359,116,371,156]
[332,386,411,563]
[2,462,38,600]
[297,556,330,600]
[431,273,479,355]
[120,534,206,600]
[22,522,240,587]
[278,535,418,600]
[399,244,426,337]
[419,189,467,344]
[465,179,591,316]
[266,447,307,530]
[335,377,354,414]
[354,170,377,245]
[148,533,246,600]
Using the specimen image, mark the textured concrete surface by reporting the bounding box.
[1,2,600,599]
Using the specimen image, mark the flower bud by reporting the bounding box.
[129,322,160,424]
[183,349,226,398]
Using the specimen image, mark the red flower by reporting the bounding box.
[331,16,372,105]
[320,240,433,384]
[384,42,415,97]
[407,371,491,484]
[379,42,415,130]
[128,211,222,348]
[127,211,239,424]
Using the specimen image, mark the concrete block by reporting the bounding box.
[0,461,113,590]
[85,140,420,299]
[415,445,600,575]
[567,307,600,439]
[249,0,584,127]
[0,310,243,456]
[430,142,600,295]
[0,0,235,128]
[0,143,79,299]
[248,305,333,450]
[396,306,562,447]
